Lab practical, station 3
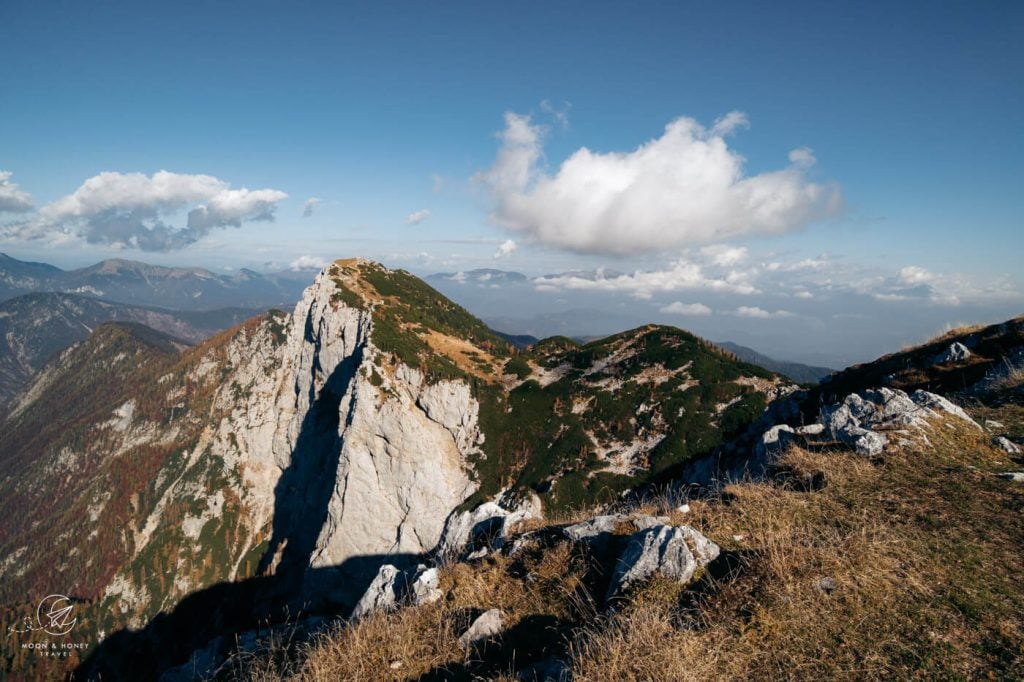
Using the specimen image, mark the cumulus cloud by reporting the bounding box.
[734,306,794,319]
[3,170,287,251]
[700,244,748,267]
[533,256,759,300]
[493,239,517,259]
[290,255,327,271]
[0,171,33,213]
[659,301,712,316]
[407,209,431,225]
[480,111,841,255]
[302,197,320,218]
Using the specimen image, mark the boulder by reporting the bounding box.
[457,609,504,649]
[437,501,537,560]
[993,436,1022,455]
[934,342,972,365]
[350,564,400,621]
[606,524,719,600]
[820,388,980,457]
[409,566,443,606]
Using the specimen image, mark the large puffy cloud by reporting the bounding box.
[480,112,841,255]
[5,170,287,251]
[0,171,34,213]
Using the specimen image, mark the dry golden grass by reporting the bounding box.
[234,415,1024,681]
[570,422,1024,680]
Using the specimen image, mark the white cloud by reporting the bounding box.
[407,209,431,225]
[0,171,33,212]
[302,197,320,218]
[493,239,517,259]
[431,173,444,193]
[898,265,934,285]
[290,255,327,271]
[700,244,748,267]
[4,170,287,251]
[540,99,572,129]
[532,257,759,300]
[659,301,712,316]
[788,147,817,168]
[734,306,794,319]
[480,111,841,255]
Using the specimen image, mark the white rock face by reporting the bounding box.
[250,269,484,586]
[607,524,720,599]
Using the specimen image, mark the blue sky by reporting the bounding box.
[1,1,1021,365]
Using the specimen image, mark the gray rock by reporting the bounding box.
[756,424,796,460]
[438,501,538,560]
[910,390,981,429]
[985,419,1006,430]
[817,576,838,593]
[998,472,1024,482]
[934,342,972,365]
[606,524,720,599]
[993,436,1022,455]
[458,609,504,649]
[563,515,625,541]
[630,515,670,531]
[350,564,400,621]
[819,387,981,458]
[409,566,442,606]
[797,423,826,436]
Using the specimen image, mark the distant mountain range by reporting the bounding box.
[715,341,834,384]
[0,292,262,412]
[0,252,309,310]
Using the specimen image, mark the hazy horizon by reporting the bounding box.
[2,1,1021,368]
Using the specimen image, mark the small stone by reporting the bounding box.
[389,661,403,670]
[676,504,691,514]
[458,609,504,649]
[985,419,1006,430]
[992,436,1021,455]
[817,576,838,593]
[998,472,1024,482]
[732,534,745,542]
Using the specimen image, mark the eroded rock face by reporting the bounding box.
[261,269,482,591]
[606,524,720,600]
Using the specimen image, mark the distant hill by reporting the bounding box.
[0,292,262,411]
[715,341,834,384]
[0,252,308,310]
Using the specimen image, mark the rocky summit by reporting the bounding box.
[0,259,1022,680]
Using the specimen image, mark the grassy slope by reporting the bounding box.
[234,406,1024,680]
[329,261,783,514]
